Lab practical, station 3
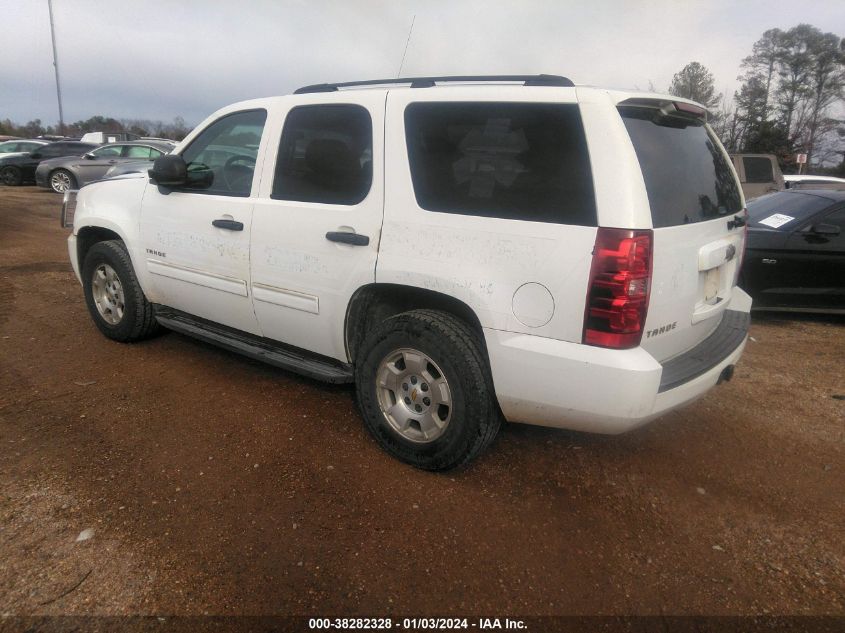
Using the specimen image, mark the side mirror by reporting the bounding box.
[84,153,96,160]
[149,154,187,186]
[811,223,840,236]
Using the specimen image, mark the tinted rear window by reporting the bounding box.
[743,156,774,183]
[620,105,742,228]
[272,104,373,205]
[404,102,596,226]
[747,191,833,230]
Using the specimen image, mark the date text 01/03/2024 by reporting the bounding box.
[307,617,527,630]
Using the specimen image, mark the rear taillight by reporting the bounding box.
[583,228,653,349]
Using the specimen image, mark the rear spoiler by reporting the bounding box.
[619,97,708,127]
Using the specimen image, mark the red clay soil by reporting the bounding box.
[0,187,843,618]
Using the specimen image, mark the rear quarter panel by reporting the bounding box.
[379,87,597,343]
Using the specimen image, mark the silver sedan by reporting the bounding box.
[35,140,175,193]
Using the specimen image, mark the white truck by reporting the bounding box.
[62,75,751,470]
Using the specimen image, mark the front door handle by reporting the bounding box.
[326,231,369,246]
[212,219,244,231]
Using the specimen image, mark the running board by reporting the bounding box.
[154,308,354,384]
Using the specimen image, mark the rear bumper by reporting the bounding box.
[484,287,751,434]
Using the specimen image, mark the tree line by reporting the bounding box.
[0,115,192,142]
[669,23,844,175]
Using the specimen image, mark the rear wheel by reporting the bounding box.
[82,240,161,342]
[355,310,501,470]
[50,169,76,193]
[0,166,22,186]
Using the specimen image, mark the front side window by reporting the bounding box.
[180,109,267,197]
[40,144,70,158]
[272,104,373,205]
[404,102,596,225]
[91,145,123,157]
[819,207,845,233]
[743,157,774,184]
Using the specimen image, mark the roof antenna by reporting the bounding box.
[396,15,416,78]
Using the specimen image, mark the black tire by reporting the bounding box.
[50,168,77,193]
[81,240,161,342]
[0,166,23,186]
[355,309,501,470]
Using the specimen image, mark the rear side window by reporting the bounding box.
[272,104,373,205]
[125,145,154,159]
[620,105,742,227]
[743,157,774,183]
[404,102,596,226]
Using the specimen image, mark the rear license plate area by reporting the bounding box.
[704,267,720,302]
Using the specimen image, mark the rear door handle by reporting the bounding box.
[212,219,244,231]
[326,231,369,246]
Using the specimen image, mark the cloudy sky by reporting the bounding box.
[2,0,843,127]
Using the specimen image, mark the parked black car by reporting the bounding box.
[741,189,845,312]
[0,141,98,186]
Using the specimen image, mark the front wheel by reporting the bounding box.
[81,240,161,342]
[50,169,76,193]
[355,310,501,470]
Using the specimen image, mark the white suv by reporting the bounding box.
[62,75,751,470]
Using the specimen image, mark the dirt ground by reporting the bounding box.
[0,186,843,619]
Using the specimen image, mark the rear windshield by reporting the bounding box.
[747,191,833,230]
[620,105,742,228]
[743,156,774,183]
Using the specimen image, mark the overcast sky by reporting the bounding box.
[2,0,843,128]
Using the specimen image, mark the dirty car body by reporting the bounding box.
[62,76,751,469]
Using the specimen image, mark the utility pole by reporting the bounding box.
[47,0,65,135]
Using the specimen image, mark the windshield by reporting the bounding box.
[620,105,743,228]
[747,191,833,230]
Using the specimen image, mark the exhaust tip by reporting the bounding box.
[718,365,735,385]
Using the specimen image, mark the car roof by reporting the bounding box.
[775,189,845,202]
[217,81,705,112]
[47,140,97,146]
[93,140,175,151]
[784,174,845,182]
[1,138,49,144]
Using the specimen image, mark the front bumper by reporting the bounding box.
[68,234,82,284]
[34,166,50,188]
[484,287,752,434]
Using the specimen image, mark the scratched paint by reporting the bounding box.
[262,246,329,276]
[382,222,554,269]
[155,230,249,262]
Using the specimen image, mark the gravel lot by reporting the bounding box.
[1,186,843,618]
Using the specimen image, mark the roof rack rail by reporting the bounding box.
[294,74,574,94]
